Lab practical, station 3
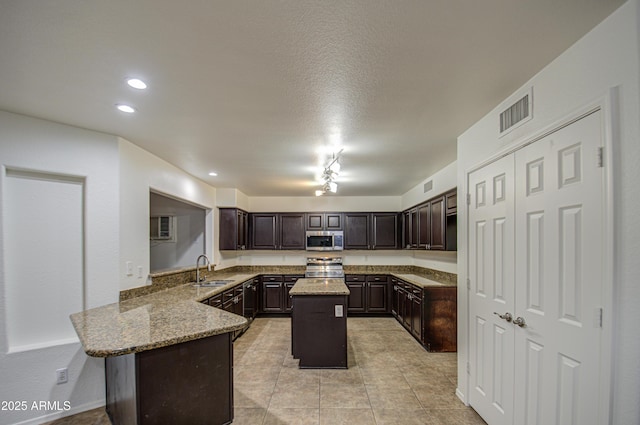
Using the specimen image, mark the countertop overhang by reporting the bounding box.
[70,273,255,357]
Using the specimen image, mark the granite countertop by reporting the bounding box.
[70,273,256,358]
[289,278,350,296]
[390,273,457,289]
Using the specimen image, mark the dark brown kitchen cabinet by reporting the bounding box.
[371,213,399,249]
[219,208,248,250]
[402,189,454,251]
[251,213,278,249]
[403,209,418,249]
[445,190,457,215]
[250,213,305,250]
[345,213,399,250]
[262,276,284,312]
[391,278,399,317]
[423,286,457,352]
[305,212,343,230]
[410,286,423,340]
[284,275,303,312]
[344,213,370,249]
[345,275,366,313]
[243,278,259,320]
[345,275,389,314]
[366,275,390,312]
[428,196,446,250]
[279,213,306,250]
[260,275,302,313]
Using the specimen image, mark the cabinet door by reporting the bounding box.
[219,208,248,250]
[402,286,412,330]
[262,281,284,312]
[283,275,302,312]
[417,202,430,249]
[429,196,446,250]
[346,282,366,312]
[325,213,343,230]
[279,213,305,250]
[367,282,389,312]
[391,279,399,317]
[251,213,278,249]
[410,288,422,340]
[445,190,457,215]
[371,213,398,249]
[305,213,324,230]
[344,213,370,249]
[404,208,418,248]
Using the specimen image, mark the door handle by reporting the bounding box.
[493,311,513,322]
[513,316,526,327]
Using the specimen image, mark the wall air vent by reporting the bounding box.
[423,180,433,193]
[499,88,533,136]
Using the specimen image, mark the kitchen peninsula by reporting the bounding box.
[290,277,350,368]
[70,275,251,425]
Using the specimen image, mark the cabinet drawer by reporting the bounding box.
[366,275,389,283]
[345,274,366,282]
[262,275,283,282]
[284,275,304,283]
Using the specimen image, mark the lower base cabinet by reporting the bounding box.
[105,333,233,425]
[260,275,303,313]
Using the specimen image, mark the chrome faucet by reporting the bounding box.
[196,254,211,283]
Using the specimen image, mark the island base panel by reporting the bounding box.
[292,295,348,369]
[106,333,233,425]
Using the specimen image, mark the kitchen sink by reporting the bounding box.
[193,280,234,287]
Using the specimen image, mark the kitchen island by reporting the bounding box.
[289,278,350,368]
[70,276,250,425]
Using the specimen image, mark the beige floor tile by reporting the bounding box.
[359,367,411,388]
[263,408,319,425]
[412,384,466,409]
[235,386,274,408]
[372,408,438,425]
[365,385,422,409]
[269,383,320,408]
[426,408,488,425]
[319,407,377,425]
[232,407,267,424]
[320,383,371,408]
[235,364,281,385]
[320,366,364,385]
[277,367,320,386]
[236,349,287,367]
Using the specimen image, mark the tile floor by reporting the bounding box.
[44,317,486,425]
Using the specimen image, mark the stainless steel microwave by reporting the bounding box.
[305,230,344,251]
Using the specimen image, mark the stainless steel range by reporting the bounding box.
[305,256,345,279]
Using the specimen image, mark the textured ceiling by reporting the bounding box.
[0,0,624,196]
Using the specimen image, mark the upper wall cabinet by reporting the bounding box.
[250,213,306,250]
[305,212,343,230]
[344,212,399,250]
[219,208,248,250]
[402,189,456,251]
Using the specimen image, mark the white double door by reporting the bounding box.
[468,110,605,425]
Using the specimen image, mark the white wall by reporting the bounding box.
[401,160,457,210]
[455,1,640,424]
[119,139,217,290]
[0,111,119,424]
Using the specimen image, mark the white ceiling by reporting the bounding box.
[0,0,624,196]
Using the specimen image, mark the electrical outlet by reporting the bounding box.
[137,266,143,278]
[126,261,133,276]
[56,368,68,384]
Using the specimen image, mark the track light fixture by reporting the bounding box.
[315,149,343,196]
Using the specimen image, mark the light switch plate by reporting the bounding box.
[335,305,344,317]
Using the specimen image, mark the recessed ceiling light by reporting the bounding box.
[208,172,218,176]
[116,104,136,113]
[127,78,147,90]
